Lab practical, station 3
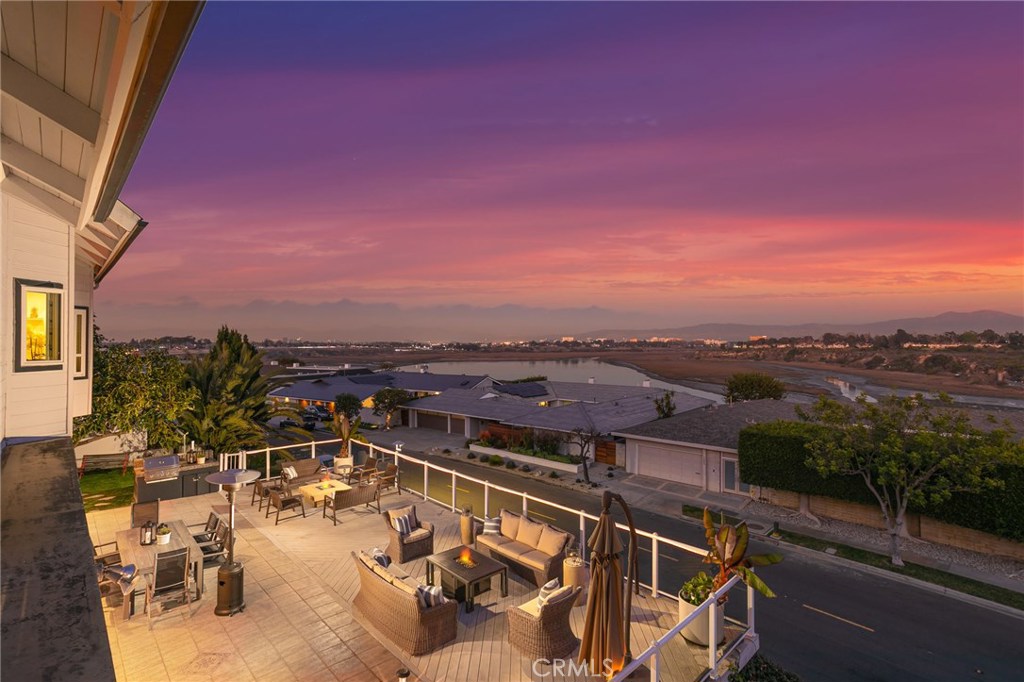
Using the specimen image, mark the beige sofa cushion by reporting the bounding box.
[500,509,520,539]
[477,533,511,551]
[404,527,432,544]
[387,504,419,528]
[540,584,575,609]
[394,576,420,595]
[537,525,569,557]
[386,563,410,580]
[517,597,542,618]
[498,540,533,559]
[518,550,553,571]
[516,517,544,547]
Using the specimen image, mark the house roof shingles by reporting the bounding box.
[614,399,800,450]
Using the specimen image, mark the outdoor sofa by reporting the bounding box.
[476,509,572,587]
[351,550,458,655]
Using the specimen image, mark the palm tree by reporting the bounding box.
[181,327,283,454]
[330,392,364,456]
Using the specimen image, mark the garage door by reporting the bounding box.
[417,412,448,431]
[450,416,465,435]
[636,443,703,486]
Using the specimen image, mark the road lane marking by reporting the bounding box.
[802,604,875,633]
[529,510,557,522]
[456,487,471,494]
[637,547,679,562]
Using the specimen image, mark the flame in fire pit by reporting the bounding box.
[456,547,477,568]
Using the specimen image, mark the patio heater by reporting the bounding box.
[205,468,260,616]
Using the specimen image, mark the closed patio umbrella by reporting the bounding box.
[579,491,639,678]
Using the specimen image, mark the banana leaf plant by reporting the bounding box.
[702,507,782,600]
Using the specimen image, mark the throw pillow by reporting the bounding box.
[515,516,544,548]
[539,584,574,610]
[537,525,569,557]
[392,514,413,536]
[482,517,501,535]
[282,466,298,481]
[416,584,448,608]
[499,509,520,539]
[538,578,560,604]
[370,547,390,568]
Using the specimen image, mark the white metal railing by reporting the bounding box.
[221,436,756,680]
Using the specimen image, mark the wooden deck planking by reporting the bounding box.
[234,489,716,682]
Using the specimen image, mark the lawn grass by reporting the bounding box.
[681,503,743,526]
[80,469,135,512]
[681,503,1024,611]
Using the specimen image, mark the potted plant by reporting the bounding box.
[155,523,172,545]
[678,508,783,646]
[678,571,721,646]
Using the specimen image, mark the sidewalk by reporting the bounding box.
[357,427,1024,602]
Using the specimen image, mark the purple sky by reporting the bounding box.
[99,2,1024,341]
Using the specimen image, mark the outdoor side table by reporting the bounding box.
[563,558,588,606]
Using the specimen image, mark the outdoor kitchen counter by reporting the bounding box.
[133,463,220,504]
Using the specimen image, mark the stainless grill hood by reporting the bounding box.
[142,454,180,483]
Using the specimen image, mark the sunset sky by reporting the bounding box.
[99,2,1024,341]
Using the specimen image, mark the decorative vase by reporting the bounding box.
[678,598,725,647]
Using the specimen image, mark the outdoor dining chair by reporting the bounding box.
[355,456,379,482]
[189,512,221,543]
[130,500,159,528]
[375,463,400,495]
[251,477,285,512]
[197,522,231,567]
[144,547,192,627]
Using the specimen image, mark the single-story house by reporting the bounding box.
[405,381,712,464]
[268,370,493,418]
[613,399,800,495]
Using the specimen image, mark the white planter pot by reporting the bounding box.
[678,598,725,647]
[156,533,171,545]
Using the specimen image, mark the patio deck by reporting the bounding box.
[88,488,738,681]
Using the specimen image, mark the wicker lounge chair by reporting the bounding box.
[507,585,582,659]
[384,504,434,563]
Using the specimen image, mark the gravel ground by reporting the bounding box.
[745,500,1024,582]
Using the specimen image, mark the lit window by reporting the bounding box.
[74,307,89,378]
[16,279,63,371]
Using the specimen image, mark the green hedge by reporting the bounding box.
[738,422,1024,542]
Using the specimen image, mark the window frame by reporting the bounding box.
[74,306,89,379]
[14,278,64,372]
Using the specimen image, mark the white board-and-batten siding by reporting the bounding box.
[1,187,90,439]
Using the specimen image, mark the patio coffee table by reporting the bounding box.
[425,546,508,613]
[297,479,350,507]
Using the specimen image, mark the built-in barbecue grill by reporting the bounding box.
[142,454,180,483]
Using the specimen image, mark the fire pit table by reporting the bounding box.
[425,545,508,613]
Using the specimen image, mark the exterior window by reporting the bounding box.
[15,279,63,371]
[722,458,750,494]
[74,307,89,378]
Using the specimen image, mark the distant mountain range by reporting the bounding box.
[579,310,1024,342]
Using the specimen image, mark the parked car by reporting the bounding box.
[279,417,299,428]
[306,405,330,419]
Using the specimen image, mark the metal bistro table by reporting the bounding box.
[426,545,508,613]
[115,520,203,619]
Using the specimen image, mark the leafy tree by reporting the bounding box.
[726,372,786,402]
[330,392,365,455]
[654,391,676,419]
[565,426,600,484]
[180,326,280,453]
[798,394,1023,565]
[73,327,196,449]
[371,387,412,429]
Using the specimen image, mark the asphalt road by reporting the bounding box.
[390,451,1024,682]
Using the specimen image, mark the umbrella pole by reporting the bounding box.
[602,491,640,667]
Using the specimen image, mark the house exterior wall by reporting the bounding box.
[1,188,84,440]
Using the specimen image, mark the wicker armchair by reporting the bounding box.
[384,504,434,563]
[507,586,582,660]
